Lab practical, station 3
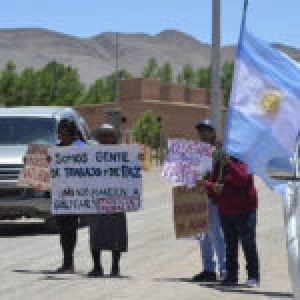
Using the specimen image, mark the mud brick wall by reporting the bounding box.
[76,78,226,140]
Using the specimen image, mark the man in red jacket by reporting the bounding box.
[205,154,260,287]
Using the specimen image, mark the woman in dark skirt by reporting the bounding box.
[88,124,128,277]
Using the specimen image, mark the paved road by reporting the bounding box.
[0,167,293,299]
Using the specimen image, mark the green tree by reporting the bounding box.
[15,68,38,106]
[102,72,118,102]
[221,61,234,106]
[80,69,131,104]
[132,110,160,148]
[55,66,84,106]
[157,62,173,83]
[0,61,18,106]
[35,60,84,106]
[195,66,211,88]
[142,57,159,78]
[78,79,105,104]
[177,64,195,87]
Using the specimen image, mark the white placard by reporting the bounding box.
[49,144,142,214]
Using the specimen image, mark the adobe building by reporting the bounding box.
[76,78,227,140]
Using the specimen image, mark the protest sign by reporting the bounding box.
[17,144,50,190]
[173,186,208,238]
[49,144,142,215]
[162,139,212,186]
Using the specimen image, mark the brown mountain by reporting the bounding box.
[0,28,299,84]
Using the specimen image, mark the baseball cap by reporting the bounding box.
[195,119,216,131]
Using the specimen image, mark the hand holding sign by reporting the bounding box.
[212,183,224,195]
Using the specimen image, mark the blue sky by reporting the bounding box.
[1,0,300,48]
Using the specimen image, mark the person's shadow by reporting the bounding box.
[0,221,56,237]
[0,218,87,237]
[153,277,293,299]
[200,282,293,298]
[12,269,133,281]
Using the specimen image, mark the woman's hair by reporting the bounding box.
[57,118,78,138]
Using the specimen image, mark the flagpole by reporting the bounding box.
[222,0,248,146]
[211,0,221,135]
[242,0,248,29]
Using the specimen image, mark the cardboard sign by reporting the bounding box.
[17,144,50,191]
[162,139,212,186]
[49,144,142,215]
[173,186,208,238]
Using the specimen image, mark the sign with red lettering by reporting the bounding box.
[49,144,142,215]
[162,139,212,187]
[17,144,50,190]
[173,186,208,238]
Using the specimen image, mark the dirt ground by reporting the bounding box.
[0,167,293,300]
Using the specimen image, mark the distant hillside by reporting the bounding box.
[0,28,299,84]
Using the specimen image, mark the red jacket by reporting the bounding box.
[205,158,258,216]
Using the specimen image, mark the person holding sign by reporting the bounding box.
[54,118,85,274]
[205,154,260,287]
[192,119,226,282]
[87,124,128,277]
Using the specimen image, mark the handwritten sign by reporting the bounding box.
[17,144,50,190]
[49,144,142,215]
[173,186,208,238]
[162,139,212,186]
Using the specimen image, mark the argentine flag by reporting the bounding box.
[223,28,300,193]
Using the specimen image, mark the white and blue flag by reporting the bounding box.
[223,19,300,193]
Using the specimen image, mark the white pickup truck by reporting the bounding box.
[0,106,91,222]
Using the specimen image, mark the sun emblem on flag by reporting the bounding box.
[260,90,282,114]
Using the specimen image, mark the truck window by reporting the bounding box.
[0,117,56,145]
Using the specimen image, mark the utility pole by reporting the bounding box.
[105,31,122,138]
[115,32,120,107]
[211,0,221,134]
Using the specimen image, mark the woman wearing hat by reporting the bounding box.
[87,124,128,277]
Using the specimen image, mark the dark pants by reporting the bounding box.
[221,211,259,281]
[55,215,78,268]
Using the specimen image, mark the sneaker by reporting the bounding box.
[246,278,259,288]
[192,271,217,282]
[87,268,104,277]
[220,277,238,286]
[55,265,75,274]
